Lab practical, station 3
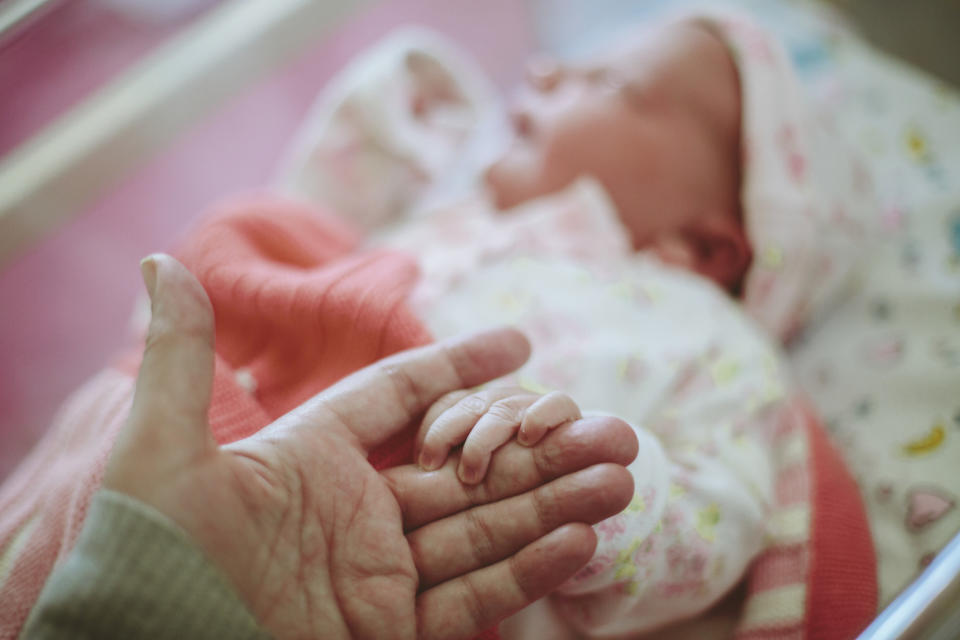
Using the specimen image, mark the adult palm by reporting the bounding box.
[105,255,636,639]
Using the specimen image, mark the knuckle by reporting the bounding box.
[143,317,176,352]
[381,363,421,417]
[464,508,498,565]
[531,483,561,530]
[487,400,519,422]
[462,573,492,631]
[458,393,489,417]
[508,553,536,602]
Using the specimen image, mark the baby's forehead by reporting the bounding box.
[567,20,702,73]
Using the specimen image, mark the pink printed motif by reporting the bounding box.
[729,20,776,65]
[618,356,648,385]
[597,514,628,542]
[657,540,710,598]
[572,550,616,583]
[859,334,905,368]
[777,125,806,183]
[906,488,956,532]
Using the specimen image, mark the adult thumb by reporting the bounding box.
[106,254,218,491]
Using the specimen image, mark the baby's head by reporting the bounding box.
[485,21,750,291]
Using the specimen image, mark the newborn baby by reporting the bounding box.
[486,21,747,292]
[280,13,879,639]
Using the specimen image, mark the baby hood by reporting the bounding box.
[704,14,876,344]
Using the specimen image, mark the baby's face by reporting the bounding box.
[485,22,748,288]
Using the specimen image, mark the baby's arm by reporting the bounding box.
[416,387,581,484]
[535,353,786,637]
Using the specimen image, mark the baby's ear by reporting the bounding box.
[689,214,752,292]
[650,215,751,292]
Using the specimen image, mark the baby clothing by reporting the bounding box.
[278,17,880,638]
[778,14,960,605]
[709,10,960,608]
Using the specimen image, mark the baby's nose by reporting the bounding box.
[525,56,563,92]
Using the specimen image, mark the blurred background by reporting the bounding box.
[0,0,957,481]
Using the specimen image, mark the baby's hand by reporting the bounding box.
[416,387,581,484]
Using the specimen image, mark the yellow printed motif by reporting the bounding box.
[696,504,721,543]
[625,494,647,514]
[904,126,931,164]
[711,357,740,386]
[669,483,687,501]
[901,423,946,456]
[761,245,783,269]
[614,538,643,580]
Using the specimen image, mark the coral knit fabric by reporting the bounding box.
[802,401,877,640]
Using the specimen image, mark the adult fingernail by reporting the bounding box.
[140,256,158,301]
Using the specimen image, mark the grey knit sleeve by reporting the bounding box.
[20,489,271,640]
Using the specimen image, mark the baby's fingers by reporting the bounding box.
[419,388,532,471]
[458,395,539,484]
[518,391,580,446]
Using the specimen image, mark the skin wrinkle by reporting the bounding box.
[506,544,536,604]
[332,462,418,638]
[529,477,559,538]
[295,463,314,636]
[243,452,304,626]
[459,393,488,414]
[329,461,365,638]
[461,570,496,632]
[463,507,499,577]
[486,398,526,424]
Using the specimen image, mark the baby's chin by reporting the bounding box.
[482,159,525,212]
[482,148,545,212]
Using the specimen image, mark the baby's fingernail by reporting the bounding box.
[459,463,480,484]
[518,428,533,446]
[419,452,439,471]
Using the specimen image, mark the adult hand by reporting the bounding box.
[105,254,637,639]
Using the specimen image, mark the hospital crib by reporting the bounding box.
[0,0,957,637]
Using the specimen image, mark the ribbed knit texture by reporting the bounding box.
[21,490,270,640]
[734,400,877,640]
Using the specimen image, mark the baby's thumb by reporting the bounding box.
[106,254,218,491]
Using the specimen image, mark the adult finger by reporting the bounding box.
[385,416,638,530]
[410,464,633,589]
[106,254,218,490]
[416,524,597,640]
[284,328,531,452]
